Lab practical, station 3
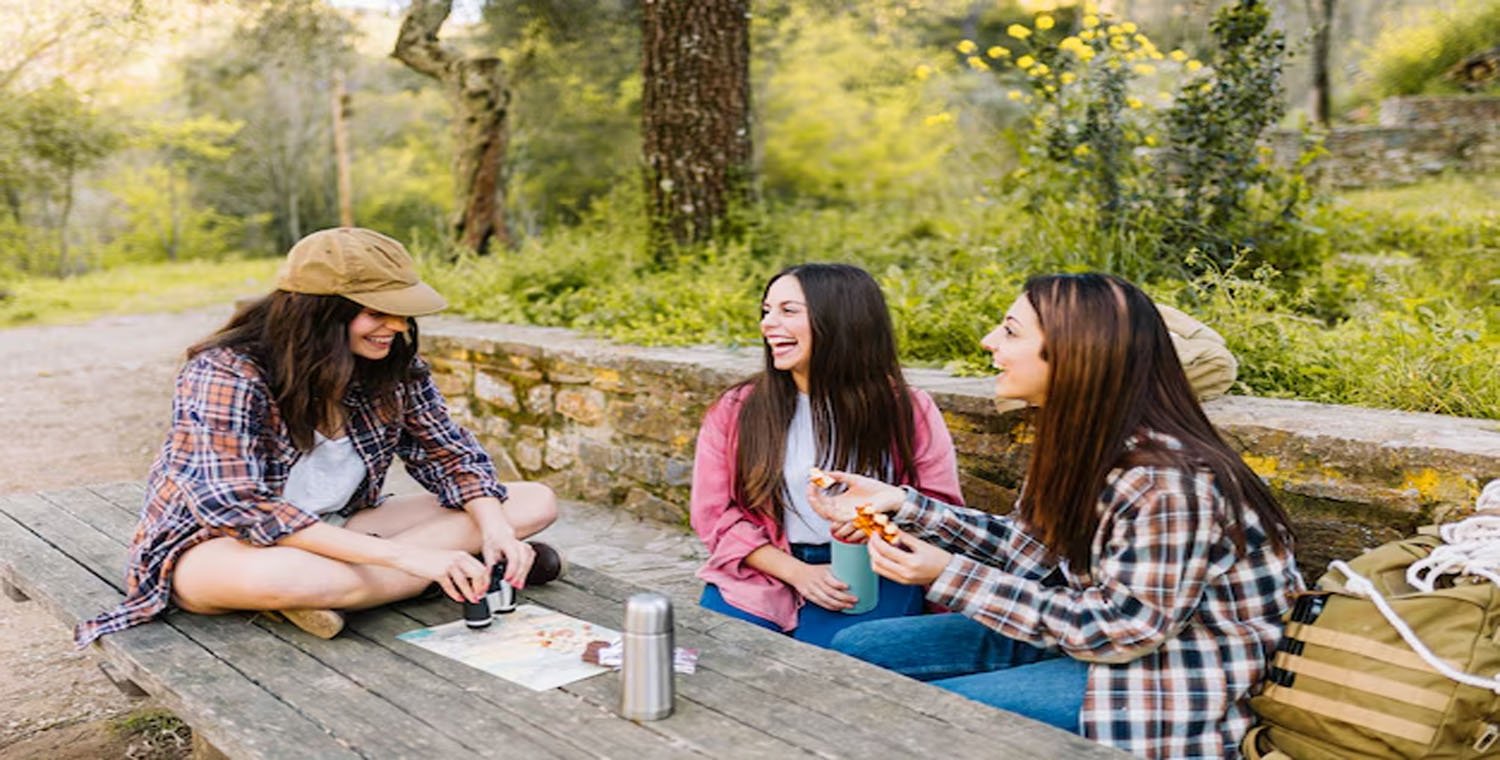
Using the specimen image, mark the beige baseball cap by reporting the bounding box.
[276,227,448,317]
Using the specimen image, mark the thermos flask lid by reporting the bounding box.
[623,592,673,633]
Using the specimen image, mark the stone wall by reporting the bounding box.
[423,317,1500,573]
[1270,96,1499,188]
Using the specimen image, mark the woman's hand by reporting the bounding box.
[806,470,905,523]
[465,496,535,588]
[868,528,952,587]
[790,562,858,611]
[829,521,867,544]
[392,546,490,603]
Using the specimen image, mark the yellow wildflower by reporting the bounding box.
[1170,49,1188,62]
[1144,134,1158,146]
[1082,14,1100,29]
[1133,64,1156,75]
[1079,29,1096,41]
[1060,71,1077,85]
[1106,24,1121,35]
[1044,84,1057,93]
[1016,54,1036,69]
[1008,24,1032,40]
[1077,47,1096,62]
[1149,50,1164,60]
[1109,35,1130,51]
[1059,36,1082,51]
[957,39,978,54]
[968,56,991,71]
[1083,1,1099,14]
[1199,82,1213,93]
[1035,14,1055,30]
[1106,58,1121,70]
[1121,22,1138,34]
[1186,59,1203,72]
[1134,33,1149,45]
[923,112,954,126]
[1073,143,1092,157]
[1126,96,1143,109]
[1007,89,1024,101]
[988,46,1010,58]
[1124,52,1139,62]
[914,64,933,80]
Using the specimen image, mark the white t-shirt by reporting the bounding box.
[282,432,366,519]
[782,394,834,544]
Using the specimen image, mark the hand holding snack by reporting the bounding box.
[806,467,905,523]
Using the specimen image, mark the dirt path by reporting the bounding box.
[0,308,232,758]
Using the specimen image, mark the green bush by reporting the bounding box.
[1364,0,1500,97]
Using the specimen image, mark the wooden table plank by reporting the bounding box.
[397,600,817,759]
[527,580,1003,760]
[559,564,1130,757]
[350,609,707,760]
[0,493,361,760]
[10,489,495,759]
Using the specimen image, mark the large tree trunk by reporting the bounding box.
[641,0,752,260]
[393,0,512,253]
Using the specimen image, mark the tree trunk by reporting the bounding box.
[641,0,752,260]
[331,71,354,228]
[393,0,512,253]
[1305,0,1335,126]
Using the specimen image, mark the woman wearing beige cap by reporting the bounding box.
[76,227,560,644]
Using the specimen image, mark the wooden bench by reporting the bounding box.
[0,483,1129,759]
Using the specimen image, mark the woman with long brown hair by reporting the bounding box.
[810,273,1303,758]
[76,227,560,645]
[690,263,964,648]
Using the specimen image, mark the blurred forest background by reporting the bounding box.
[0,0,1495,417]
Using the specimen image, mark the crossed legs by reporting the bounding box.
[170,483,557,615]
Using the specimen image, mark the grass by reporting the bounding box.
[110,708,192,760]
[0,258,278,328]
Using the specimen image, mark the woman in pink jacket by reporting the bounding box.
[690,263,964,647]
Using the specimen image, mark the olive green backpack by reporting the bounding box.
[1245,515,1500,760]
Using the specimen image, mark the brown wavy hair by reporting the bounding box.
[1017,273,1293,570]
[734,264,919,520]
[189,292,421,451]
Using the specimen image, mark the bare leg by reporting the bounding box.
[172,482,558,615]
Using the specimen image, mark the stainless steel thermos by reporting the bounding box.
[620,592,674,720]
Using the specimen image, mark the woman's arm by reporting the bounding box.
[396,366,508,509]
[895,488,1054,580]
[921,467,1222,663]
[167,353,319,545]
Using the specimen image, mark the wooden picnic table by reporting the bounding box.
[0,483,1129,759]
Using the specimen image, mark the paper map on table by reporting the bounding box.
[396,604,618,691]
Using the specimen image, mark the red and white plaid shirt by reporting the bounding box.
[900,431,1303,759]
[75,346,505,646]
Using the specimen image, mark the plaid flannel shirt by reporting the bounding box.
[75,347,506,646]
[899,431,1303,759]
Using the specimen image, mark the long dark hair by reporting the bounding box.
[189,292,421,451]
[735,264,919,519]
[1017,273,1293,570]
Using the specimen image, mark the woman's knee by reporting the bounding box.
[503,481,559,537]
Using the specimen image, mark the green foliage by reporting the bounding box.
[0,258,277,327]
[976,2,1319,279]
[1364,0,1500,96]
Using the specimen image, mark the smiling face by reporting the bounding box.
[980,294,1050,406]
[761,274,814,392]
[347,308,409,361]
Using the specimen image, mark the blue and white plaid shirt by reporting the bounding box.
[75,346,506,646]
[899,431,1304,759]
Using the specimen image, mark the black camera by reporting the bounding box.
[462,562,517,629]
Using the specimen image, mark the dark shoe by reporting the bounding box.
[275,608,345,639]
[525,541,566,587]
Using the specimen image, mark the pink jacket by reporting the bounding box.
[690,384,964,631]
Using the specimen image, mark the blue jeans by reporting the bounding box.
[830,613,1089,733]
[699,543,926,649]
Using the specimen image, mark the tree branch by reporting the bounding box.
[392,0,456,79]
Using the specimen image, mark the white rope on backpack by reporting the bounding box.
[1325,480,1500,693]
[1328,559,1500,693]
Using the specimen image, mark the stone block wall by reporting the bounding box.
[1269,95,1499,188]
[423,317,1500,573]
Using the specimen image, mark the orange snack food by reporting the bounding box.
[850,503,900,544]
[808,467,836,490]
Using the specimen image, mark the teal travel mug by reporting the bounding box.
[829,539,878,615]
